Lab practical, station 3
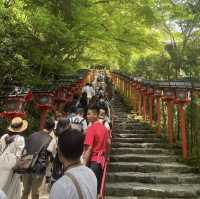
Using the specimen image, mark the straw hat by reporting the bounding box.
[8,117,28,133]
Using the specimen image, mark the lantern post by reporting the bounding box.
[54,85,68,112]
[129,78,134,108]
[135,81,142,115]
[174,81,191,159]
[1,88,32,120]
[162,83,175,144]
[132,79,137,112]
[141,85,148,121]
[146,83,154,127]
[33,90,54,129]
[154,85,163,134]
[2,96,26,119]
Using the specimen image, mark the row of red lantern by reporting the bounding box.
[0,71,90,129]
[111,72,192,160]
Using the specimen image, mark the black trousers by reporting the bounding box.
[89,161,102,193]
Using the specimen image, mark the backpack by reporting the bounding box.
[14,145,44,174]
[69,117,85,132]
[51,153,63,184]
[14,132,51,174]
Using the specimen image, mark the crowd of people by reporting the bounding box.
[0,72,113,199]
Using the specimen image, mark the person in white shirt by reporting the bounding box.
[49,128,97,199]
[0,117,27,199]
[0,190,7,199]
[82,83,95,104]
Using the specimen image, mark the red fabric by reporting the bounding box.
[84,121,109,168]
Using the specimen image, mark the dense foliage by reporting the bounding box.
[1,0,200,83]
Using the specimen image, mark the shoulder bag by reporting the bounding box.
[65,172,84,199]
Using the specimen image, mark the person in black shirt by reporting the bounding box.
[21,119,55,199]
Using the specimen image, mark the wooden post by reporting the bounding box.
[167,100,174,144]
[179,103,188,159]
[149,95,154,127]
[39,110,47,129]
[138,93,142,115]
[143,94,147,121]
[156,96,161,134]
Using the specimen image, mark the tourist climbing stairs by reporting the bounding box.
[106,95,200,199]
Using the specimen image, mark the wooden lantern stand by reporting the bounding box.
[174,86,191,160]
[34,91,54,129]
[154,87,163,134]
[162,87,175,144]
[141,86,148,121]
[1,90,32,120]
[146,86,154,127]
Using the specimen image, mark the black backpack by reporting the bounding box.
[14,131,51,174]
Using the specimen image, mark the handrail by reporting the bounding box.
[99,158,109,199]
[99,107,113,199]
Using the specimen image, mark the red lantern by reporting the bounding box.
[2,95,26,119]
[147,87,154,95]
[54,87,68,103]
[175,89,190,104]
[162,88,175,101]
[33,91,54,129]
[54,86,68,111]
[140,86,147,93]
[135,83,141,91]
[34,92,54,111]
[65,87,74,103]
[154,88,162,97]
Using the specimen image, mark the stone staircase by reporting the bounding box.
[106,96,200,199]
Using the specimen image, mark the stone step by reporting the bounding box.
[106,197,183,199]
[113,111,127,113]
[106,197,137,199]
[106,182,200,198]
[114,119,141,125]
[114,120,144,124]
[107,172,200,184]
[136,197,188,199]
[110,154,178,163]
[113,133,157,138]
[114,122,147,126]
[113,115,128,118]
[112,137,161,144]
[111,147,171,155]
[112,142,169,149]
[108,162,197,173]
[113,129,154,134]
[125,126,150,130]
[112,111,127,114]
[112,106,125,108]
[107,95,200,199]
[113,126,150,130]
